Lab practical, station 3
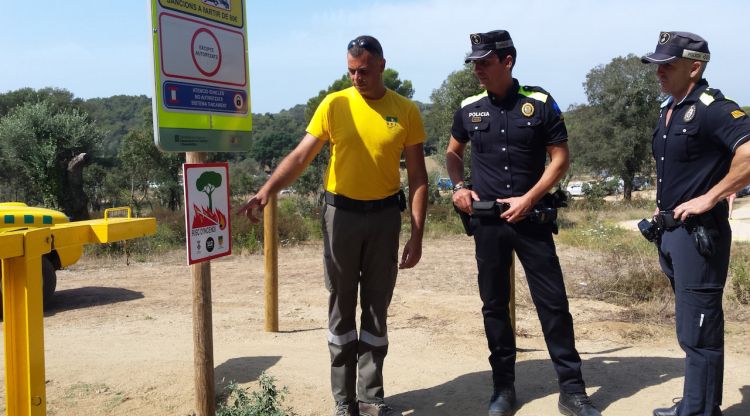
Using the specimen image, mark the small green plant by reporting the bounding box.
[730,242,750,305]
[217,373,295,416]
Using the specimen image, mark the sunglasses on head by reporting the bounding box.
[347,38,382,55]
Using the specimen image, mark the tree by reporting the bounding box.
[566,54,662,200]
[196,171,222,211]
[423,66,482,159]
[118,124,183,213]
[228,158,263,198]
[0,87,84,118]
[0,100,103,219]
[82,95,151,157]
[249,111,305,170]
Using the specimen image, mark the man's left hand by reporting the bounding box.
[497,195,535,223]
[399,237,422,269]
[673,194,718,221]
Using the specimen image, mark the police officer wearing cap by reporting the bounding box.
[446,30,600,416]
[642,32,750,416]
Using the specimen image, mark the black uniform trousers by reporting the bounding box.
[658,208,731,416]
[472,217,585,393]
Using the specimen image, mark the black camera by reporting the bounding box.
[638,219,659,243]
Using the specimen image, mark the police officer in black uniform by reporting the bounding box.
[642,32,750,416]
[446,30,600,416]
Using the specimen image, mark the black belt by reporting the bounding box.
[655,200,728,231]
[654,211,682,231]
[324,191,400,212]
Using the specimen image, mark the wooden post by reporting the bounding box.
[186,152,215,416]
[264,193,279,332]
[509,253,516,335]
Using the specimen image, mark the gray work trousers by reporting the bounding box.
[322,203,401,403]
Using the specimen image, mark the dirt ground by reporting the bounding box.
[2,206,750,415]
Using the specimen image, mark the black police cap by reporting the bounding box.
[465,30,514,63]
[642,31,710,64]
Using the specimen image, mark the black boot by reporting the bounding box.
[489,385,516,416]
[558,391,601,416]
[652,401,680,416]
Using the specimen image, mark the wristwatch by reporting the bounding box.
[452,182,470,192]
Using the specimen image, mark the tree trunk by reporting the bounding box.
[64,153,91,221]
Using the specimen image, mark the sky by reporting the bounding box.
[2,0,749,114]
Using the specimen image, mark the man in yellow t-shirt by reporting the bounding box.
[239,35,427,416]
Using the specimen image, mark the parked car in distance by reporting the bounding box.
[436,177,453,191]
[566,181,586,197]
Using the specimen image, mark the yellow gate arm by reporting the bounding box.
[1,210,156,416]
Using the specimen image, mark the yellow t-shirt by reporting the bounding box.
[306,87,425,200]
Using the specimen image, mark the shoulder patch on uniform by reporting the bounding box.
[518,86,548,103]
[732,109,747,119]
[461,91,488,108]
[699,92,715,106]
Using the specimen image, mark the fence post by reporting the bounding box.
[264,194,279,332]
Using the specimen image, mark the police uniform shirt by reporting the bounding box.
[451,79,567,200]
[654,79,750,211]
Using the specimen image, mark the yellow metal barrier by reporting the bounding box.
[1,213,156,416]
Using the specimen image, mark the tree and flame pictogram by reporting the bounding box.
[191,171,227,230]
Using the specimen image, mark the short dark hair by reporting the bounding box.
[495,47,517,69]
[347,35,383,59]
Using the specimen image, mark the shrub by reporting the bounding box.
[217,373,295,416]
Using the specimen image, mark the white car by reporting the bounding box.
[566,181,586,197]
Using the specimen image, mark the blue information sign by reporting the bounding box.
[162,81,248,115]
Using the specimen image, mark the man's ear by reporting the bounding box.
[380,58,386,72]
[689,61,703,79]
[504,55,514,70]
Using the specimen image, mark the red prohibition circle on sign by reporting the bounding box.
[191,28,222,77]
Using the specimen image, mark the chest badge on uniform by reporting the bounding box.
[386,116,398,128]
[471,116,482,123]
[683,105,696,122]
[521,102,535,117]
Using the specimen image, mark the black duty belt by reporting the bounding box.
[654,211,682,231]
[324,191,400,212]
[655,200,728,232]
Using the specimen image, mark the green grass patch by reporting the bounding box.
[558,201,671,307]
